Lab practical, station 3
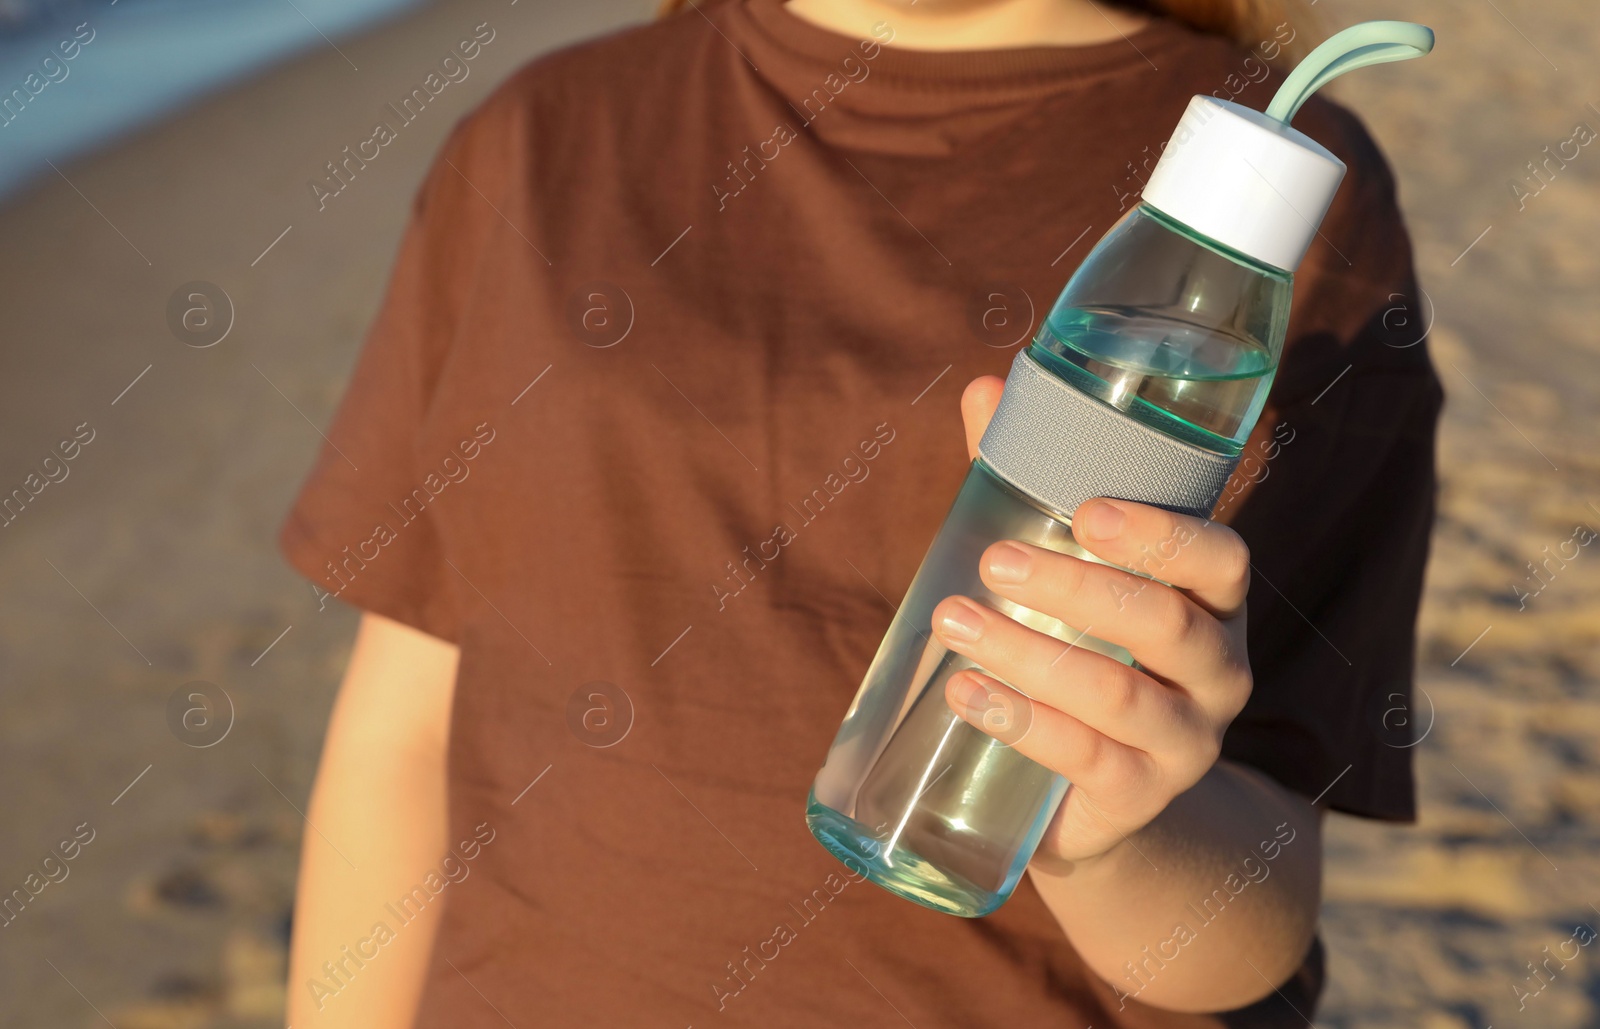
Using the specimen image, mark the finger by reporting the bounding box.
[977,540,1243,695]
[1070,498,1251,619]
[945,669,1156,793]
[961,375,1004,461]
[931,595,1193,750]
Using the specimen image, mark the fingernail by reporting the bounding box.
[947,672,984,714]
[986,542,1032,584]
[937,599,985,643]
[1077,501,1126,541]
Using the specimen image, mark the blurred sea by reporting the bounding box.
[0,0,423,200]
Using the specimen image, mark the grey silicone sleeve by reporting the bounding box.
[976,350,1239,521]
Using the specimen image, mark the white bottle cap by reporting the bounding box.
[1140,96,1346,272]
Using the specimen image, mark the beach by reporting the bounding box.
[0,0,1596,1025]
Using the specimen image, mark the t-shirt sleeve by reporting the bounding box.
[1214,100,1443,822]
[277,110,510,644]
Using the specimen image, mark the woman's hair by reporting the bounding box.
[655,0,1318,63]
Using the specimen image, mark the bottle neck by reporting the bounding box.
[1136,202,1295,281]
[1031,203,1293,456]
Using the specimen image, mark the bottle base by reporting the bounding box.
[805,791,1012,918]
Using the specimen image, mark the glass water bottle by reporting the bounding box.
[806,201,1292,917]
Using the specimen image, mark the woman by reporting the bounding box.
[280,0,1442,1025]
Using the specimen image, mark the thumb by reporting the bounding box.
[961,376,1004,460]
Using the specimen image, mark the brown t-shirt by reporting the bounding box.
[279,2,1442,1025]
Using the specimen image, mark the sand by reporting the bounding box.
[0,0,1595,1026]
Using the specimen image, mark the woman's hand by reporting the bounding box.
[934,376,1255,868]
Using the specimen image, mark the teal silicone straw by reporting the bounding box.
[1266,21,1435,125]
